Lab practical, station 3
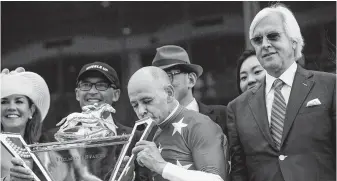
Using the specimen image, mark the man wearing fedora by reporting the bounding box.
[152,45,228,135]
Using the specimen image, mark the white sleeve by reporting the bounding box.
[162,163,224,181]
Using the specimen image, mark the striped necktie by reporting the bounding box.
[270,79,286,150]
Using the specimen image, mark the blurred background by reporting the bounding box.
[1,1,336,131]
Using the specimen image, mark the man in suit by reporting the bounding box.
[152,45,227,135]
[227,4,336,181]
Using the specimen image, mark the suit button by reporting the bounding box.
[279,155,286,161]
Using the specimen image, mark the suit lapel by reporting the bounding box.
[281,66,314,145]
[198,101,216,122]
[249,81,277,150]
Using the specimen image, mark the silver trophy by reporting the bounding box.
[0,104,157,181]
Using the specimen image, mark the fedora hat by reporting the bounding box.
[152,45,203,77]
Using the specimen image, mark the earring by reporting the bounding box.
[29,116,33,119]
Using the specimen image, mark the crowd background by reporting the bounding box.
[1,1,336,131]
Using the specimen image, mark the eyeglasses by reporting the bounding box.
[166,70,186,83]
[250,32,284,46]
[78,82,116,91]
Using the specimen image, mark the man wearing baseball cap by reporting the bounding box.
[152,45,228,135]
[10,62,148,181]
[72,61,147,180]
[75,61,121,108]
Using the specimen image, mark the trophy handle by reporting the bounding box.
[109,117,157,181]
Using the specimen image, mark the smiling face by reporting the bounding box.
[239,55,266,92]
[1,94,36,131]
[75,72,120,108]
[251,13,295,77]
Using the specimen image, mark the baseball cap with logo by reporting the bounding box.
[77,61,120,88]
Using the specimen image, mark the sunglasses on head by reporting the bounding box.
[250,32,284,46]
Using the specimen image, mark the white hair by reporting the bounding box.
[249,4,304,60]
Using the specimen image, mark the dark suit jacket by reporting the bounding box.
[227,66,336,181]
[198,101,228,135]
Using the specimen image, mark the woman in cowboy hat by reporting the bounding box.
[1,67,51,181]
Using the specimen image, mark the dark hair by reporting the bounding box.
[236,49,256,94]
[1,96,42,144]
[24,97,42,144]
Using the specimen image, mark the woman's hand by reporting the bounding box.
[9,157,34,181]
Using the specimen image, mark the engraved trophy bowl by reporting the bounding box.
[0,117,157,181]
[28,135,130,181]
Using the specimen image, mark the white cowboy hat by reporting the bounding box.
[1,68,50,122]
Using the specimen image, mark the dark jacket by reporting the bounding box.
[198,101,228,136]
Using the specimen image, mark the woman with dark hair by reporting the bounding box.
[236,49,266,94]
[1,67,51,181]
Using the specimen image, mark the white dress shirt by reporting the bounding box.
[185,98,199,112]
[265,62,297,125]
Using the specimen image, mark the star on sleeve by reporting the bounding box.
[176,160,192,170]
[172,118,187,136]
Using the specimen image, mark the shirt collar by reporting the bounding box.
[159,100,180,126]
[265,62,297,94]
[185,98,199,112]
[158,101,184,129]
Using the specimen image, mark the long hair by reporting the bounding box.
[1,96,42,144]
[24,97,42,144]
[1,68,50,144]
